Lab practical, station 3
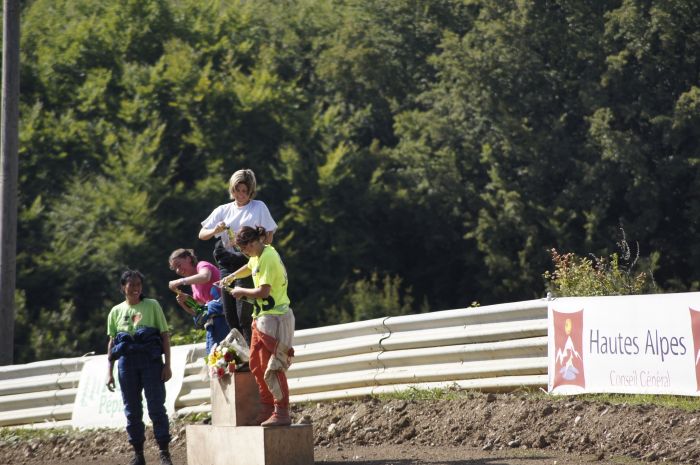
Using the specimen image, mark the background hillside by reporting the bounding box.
[11,0,700,362]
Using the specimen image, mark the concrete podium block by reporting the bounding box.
[210,371,260,426]
[186,424,314,465]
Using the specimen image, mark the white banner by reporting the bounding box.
[71,345,192,429]
[548,292,700,396]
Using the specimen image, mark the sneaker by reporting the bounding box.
[127,452,146,465]
[159,450,174,465]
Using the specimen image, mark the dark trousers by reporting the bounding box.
[221,275,253,346]
[213,241,253,346]
[117,355,170,446]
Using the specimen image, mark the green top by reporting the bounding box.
[106,298,169,337]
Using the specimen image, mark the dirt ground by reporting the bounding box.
[3,391,699,465]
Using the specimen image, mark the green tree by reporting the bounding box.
[267,0,479,325]
[13,0,700,362]
[16,0,305,360]
[333,272,423,322]
[585,0,700,290]
[20,124,174,359]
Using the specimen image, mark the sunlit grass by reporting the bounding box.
[508,387,700,411]
[176,411,210,423]
[375,384,478,402]
[574,393,700,412]
[373,386,700,411]
[0,427,74,441]
[378,386,463,401]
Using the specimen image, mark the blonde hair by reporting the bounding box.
[168,248,197,269]
[229,169,257,200]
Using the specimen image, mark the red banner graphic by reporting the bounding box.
[552,309,585,389]
[688,308,700,391]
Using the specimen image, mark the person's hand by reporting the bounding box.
[161,365,172,383]
[218,272,236,287]
[214,221,227,234]
[106,373,115,392]
[176,292,196,315]
[230,286,245,299]
[168,279,182,292]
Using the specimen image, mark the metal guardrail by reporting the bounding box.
[0,299,548,428]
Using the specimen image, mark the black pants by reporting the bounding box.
[213,239,253,346]
[221,276,253,346]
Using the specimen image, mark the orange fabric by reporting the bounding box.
[250,321,289,408]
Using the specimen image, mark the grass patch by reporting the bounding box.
[0,426,74,442]
[367,386,700,411]
[575,393,700,412]
[374,385,469,402]
[513,388,700,412]
[176,411,210,423]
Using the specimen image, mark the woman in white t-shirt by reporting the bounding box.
[199,169,277,346]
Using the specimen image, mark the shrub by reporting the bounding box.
[544,232,656,297]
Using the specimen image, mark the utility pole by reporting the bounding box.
[0,0,20,366]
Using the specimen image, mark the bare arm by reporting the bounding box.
[220,264,252,286]
[198,221,227,241]
[161,332,172,383]
[264,230,274,245]
[233,263,252,279]
[169,266,213,292]
[231,284,271,300]
[106,337,116,391]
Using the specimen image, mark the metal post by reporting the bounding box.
[0,0,21,365]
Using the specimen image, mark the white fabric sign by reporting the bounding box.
[71,345,192,429]
[548,292,700,396]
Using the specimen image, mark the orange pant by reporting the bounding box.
[250,321,290,408]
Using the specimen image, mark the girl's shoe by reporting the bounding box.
[254,403,275,425]
[261,406,291,426]
[127,452,146,465]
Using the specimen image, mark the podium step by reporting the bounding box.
[186,424,314,465]
[211,371,260,426]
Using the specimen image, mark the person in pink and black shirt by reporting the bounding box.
[168,249,229,354]
[168,248,220,306]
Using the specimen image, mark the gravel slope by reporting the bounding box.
[2,391,698,464]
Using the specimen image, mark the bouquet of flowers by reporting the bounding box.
[207,344,241,378]
[206,328,250,378]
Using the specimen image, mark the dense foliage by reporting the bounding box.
[11,0,700,362]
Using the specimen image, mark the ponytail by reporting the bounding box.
[235,226,267,248]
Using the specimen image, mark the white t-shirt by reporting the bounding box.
[201,200,277,250]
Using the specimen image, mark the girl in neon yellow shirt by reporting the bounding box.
[225,226,295,426]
